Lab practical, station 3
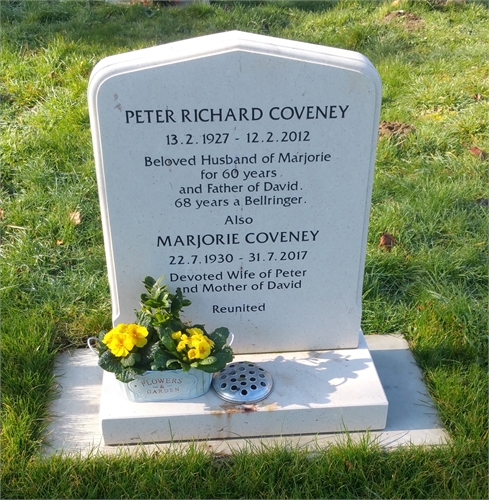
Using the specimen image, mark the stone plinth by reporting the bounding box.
[100,332,388,445]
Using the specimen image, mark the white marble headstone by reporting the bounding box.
[88,31,381,354]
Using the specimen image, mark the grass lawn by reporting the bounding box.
[1,0,488,498]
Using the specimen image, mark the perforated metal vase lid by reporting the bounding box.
[212,361,273,403]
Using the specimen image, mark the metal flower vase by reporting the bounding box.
[116,368,212,403]
[88,333,233,403]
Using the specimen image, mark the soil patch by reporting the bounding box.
[379,121,415,138]
[383,10,424,30]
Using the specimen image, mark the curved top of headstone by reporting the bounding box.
[89,30,380,94]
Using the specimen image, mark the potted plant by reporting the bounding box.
[88,275,233,402]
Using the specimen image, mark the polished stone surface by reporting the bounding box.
[99,332,388,445]
[45,334,448,455]
[88,31,381,352]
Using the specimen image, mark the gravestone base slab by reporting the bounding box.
[45,333,449,455]
[100,332,388,445]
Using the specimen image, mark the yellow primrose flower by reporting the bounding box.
[190,335,201,347]
[195,340,211,359]
[103,324,126,346]
[203,336,214,348]
[171,331,182,340]
[186,327,204,337]
[125,324,148,348]
[190,333,214,349]
[103,330,116,346]
[177,340,187,352]
[106,333,133,357]
[187,348,198,360]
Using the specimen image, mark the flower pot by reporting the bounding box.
[87,331,234,403]
[115,368,213,403]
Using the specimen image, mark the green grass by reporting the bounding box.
[1,0,488,498]
[3,440,488,499]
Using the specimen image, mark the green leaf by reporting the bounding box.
[151,349,175,370]
[135,310,152,328]
[133,334,158,368]
[196,346,233,373]
[208,327,230,352]
[198,355,217,365]
[155,288,169,303]
[153,311,170,325]
[96,331,109,354]
[169,287,191,317]
[142,275,156,291]
[140,297,163,308]
[147,340,162,359]
[98,350,121,373]
[120,352,141,368]
[159,325,185,351]
[116,368,143,383]
[167,359,183,370]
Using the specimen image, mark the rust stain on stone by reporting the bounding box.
[217,403,258,413]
